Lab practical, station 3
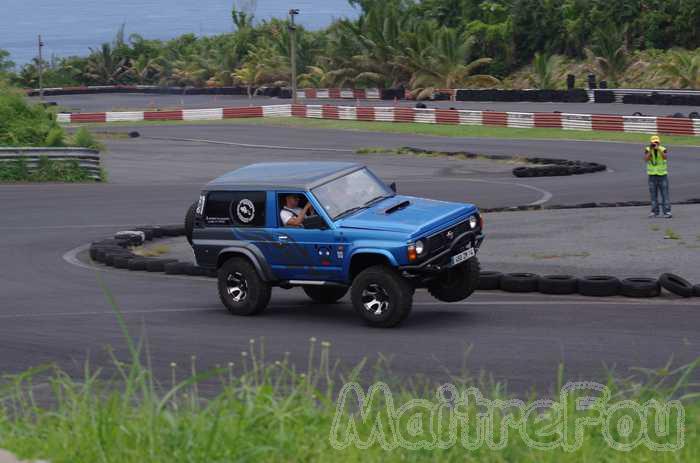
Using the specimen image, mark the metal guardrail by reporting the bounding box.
[0,148,102,181]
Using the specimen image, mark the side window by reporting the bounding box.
[203,191,266,227]
[277,192,328,230]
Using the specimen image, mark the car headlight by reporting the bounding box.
[469,215,478,229]
[415,240,425,255]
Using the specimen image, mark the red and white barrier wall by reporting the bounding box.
[295,88,381,99]
[57,104,700,136]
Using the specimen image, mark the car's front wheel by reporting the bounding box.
[427,257,480,302]
[217,257,271,316]
[303,286,348,304]
[351,266,413,328]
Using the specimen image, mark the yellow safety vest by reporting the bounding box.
[646,146,668,176]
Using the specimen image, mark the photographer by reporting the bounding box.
[644,135,671,218]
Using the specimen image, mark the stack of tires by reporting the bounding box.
[478,271,699,298]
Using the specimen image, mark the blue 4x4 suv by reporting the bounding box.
[187,162,484,327]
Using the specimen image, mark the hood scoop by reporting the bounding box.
[384,200,411,214]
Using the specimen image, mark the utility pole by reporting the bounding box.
[38,35,45,100]
[288,9,299,105]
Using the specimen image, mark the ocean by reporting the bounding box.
[0,0,359,66]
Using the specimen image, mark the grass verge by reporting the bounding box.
[0,156,96,182]
[0,336,697,461]
[74,116,700,146]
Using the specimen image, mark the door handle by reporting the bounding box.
[277,235,289,241]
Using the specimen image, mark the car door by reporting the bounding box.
[265,192,344,282]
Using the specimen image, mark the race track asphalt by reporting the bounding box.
[2,121,699,394]
[31,92,700,116]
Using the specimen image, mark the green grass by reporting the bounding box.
[664,228,681,240]
[0,156,95,182]
[0,281,697,462]
[74,116,700,146]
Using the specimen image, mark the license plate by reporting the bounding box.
[451,247,475,266]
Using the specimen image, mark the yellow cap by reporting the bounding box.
[650,135,661,143]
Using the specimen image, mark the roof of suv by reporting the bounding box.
[205,162,364,191]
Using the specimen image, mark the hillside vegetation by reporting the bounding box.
[1,0,699,93]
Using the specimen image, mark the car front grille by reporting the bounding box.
[425,218,473,256]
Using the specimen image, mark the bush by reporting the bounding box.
[0,85,65,147]
[44,127,66,147]
[72,127,104,150]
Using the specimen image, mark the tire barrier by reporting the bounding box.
[480,198,700,214]
[659,273,694,298]
[538,275,578,295]
[398,147,607,178]
[58,103,700,137]
[478,270,700,299]
[454,89,589,103]
[0,148,103,181]
[89,224,216,279]
[593,91,616,103]
[622,92,700,107]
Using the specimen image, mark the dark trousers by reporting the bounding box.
[648,175,670,215]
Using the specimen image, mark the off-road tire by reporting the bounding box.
[428,257,480,302]
[303,286,349,304]
[217,257,271,316]
[351,265,413,328]
[185,202,197,246]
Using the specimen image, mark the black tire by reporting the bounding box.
[478,271,503,290]
[105,251,131,267]
[162,225,186,237]
[134,227,154,241]
[185,202,197,245]
[128,258,152,271]
[620,277,660,298]
[500,273,539,293]
[303,286,349,304]
[114,256,134,269]
[578,275,620,297]
[427,257,480,302]
[538,275,578,295]
[217,257,271,316]
[659,273,694,298]
[351,265,413,328]
[693,284,700,297]
[145,259,178,272]
[186,265,210,277]
[164,262,188,275]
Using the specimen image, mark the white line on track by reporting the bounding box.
[455,178,553,206]
[1,224,144,230]
[144,136,355,153]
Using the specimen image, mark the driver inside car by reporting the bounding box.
[280,194,315,227]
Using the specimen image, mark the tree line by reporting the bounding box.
[1,0,699,94]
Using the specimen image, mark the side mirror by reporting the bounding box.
[303,215,329,230]
[389,182,397,193]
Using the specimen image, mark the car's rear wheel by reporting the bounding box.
[303,286,348,304]
[217,257,271,316]
[185,202,196,246]
[351,266,413,328]
[428,257,480,302]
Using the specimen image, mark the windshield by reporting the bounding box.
[312,168,393,220]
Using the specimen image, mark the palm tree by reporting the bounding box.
[660,51,700,89]
[409,29,499,100]
[85,43,129,84]
[530,53,560,89]
[584,23,632,87]
[127,55,163,84]
[171,57,209,90]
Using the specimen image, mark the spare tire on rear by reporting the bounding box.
[578,275,620,297]
[538,275,577,295]
[659,273,694,298]
[500,273,539,293]
[619,277,660,298]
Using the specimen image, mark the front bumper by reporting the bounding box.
[398,230,485,275]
